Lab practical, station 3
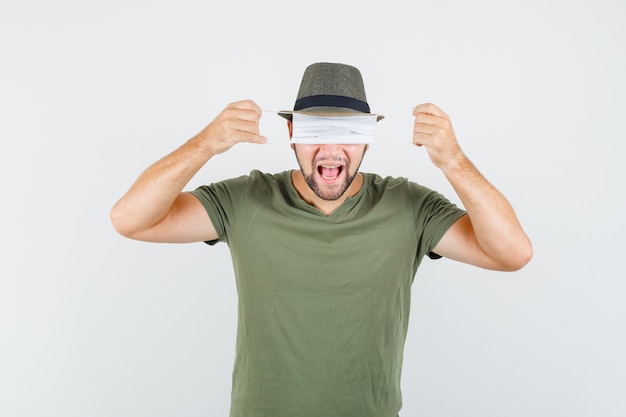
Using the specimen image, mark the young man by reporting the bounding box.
[111,62,532,417]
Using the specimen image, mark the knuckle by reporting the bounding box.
[240,99,260,112]
[239,99,253,108]
[222,118,235,131]
[221,108,235,119]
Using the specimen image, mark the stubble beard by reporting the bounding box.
[303,165,356,201]
[295,149,366,201]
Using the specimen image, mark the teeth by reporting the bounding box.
[318,164,342,180]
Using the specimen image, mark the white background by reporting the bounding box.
[2,0,625,416]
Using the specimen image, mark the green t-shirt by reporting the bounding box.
[191,170,466,417]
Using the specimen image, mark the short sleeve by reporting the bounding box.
[189,174,254,245]
[411,184,466,259]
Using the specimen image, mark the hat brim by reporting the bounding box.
[278,107,384,122]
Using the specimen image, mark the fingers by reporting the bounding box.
[411,103,462,169]
[196,100,268,155]
[219,100,267,144]
[412,102,448,118]
[228,99,263,121]
[413,122,440,137]
[412,104,452,144]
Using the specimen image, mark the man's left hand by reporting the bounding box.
[412,103,464,171]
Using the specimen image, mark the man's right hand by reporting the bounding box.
[110,100,266,243]
[196,100,267,156]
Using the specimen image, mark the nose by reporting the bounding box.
[318,143,341,156]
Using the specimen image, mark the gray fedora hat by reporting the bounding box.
[278,62,384,121]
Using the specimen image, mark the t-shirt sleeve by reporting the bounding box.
[189,173,253,245]
[410,183,467,259]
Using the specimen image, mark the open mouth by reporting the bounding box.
[318,165,343,181]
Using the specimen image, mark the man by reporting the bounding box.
[111,62,532,417]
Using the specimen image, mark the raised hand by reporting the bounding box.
[412,103,464,171]
[197,99,267,155]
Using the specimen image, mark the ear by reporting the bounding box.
[288,120,294,149]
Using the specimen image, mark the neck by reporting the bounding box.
[291,170,364,216]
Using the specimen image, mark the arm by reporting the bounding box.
[110,100,267,243]
[412,103,533,271]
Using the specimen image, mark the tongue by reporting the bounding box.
[320,166,340,178]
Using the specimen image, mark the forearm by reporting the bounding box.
[111,100,266,239]
[110,134,213,237]
[441,155,533,269]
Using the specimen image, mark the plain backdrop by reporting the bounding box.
[2,0,625,416]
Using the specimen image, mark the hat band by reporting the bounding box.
[294,95,370,113]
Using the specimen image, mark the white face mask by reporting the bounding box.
[291,113,377,144]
